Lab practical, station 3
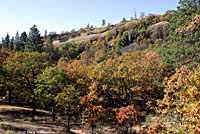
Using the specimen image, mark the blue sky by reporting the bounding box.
[0,0,179,37]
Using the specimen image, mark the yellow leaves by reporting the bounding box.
[130,86,142,92]
[89,82,98,91]
[159,66,200,132]
[187,86,199,98]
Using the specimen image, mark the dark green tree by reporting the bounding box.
[6,52,49,120]
[102,19,106,26]
[35,67,68,121]
[44,35,60,62]
[56,85,80,133]
[5,33,10,45]
[20,31,27,43]
[86,24,90,29]
[1,38,5,48]
[121,17,127,22]
[19,31,28,51]
[14,31,22,51]
[179,0,200,9]
[25,25,43,52]
[44,29,47,38]
[3,33,10,48]
[9,37,14,50]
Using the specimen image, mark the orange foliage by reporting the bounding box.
[116,106,139,127]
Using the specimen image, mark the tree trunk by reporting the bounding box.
[32,97,36,121]
[51,100,56,121]
[66,112,70,133]
[125,127,128,134]
[91,123,96,134]
[8,88,12,105]
[6,83,12,105]
[66,106,71,133]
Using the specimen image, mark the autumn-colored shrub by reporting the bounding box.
[158,66,200,133]
[116,106,139,127]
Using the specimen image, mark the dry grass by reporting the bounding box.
[0,105,65,134]
[0,105,49,113]
[52,19,139,47]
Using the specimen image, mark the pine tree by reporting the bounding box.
[15,31,20,41]
[45,35,54,53]
[5,33,10,48]
[121,17,127,22]
[20,32,27,43]
[102,19,106,26]
[9,37,14,50]
[14,31,21,51]
[179,0,200,9]
[134,8,137,19]
[1,37,5,46]
[19,31,28,51]
[44,29,47,38]
[86,24,90,29]
[25,25,42,52]
[140,12,145,19]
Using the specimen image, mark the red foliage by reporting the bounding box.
[116,106,139,127]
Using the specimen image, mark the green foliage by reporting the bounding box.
[2,33,10,48]
[6,52,49,119]
[55,85,80,111]
[14,32,21,51]
[25,25,43,52]
[87,51,164,118]
[105,32,112,42]
[15,31,28,51]
[20,32,28,43]
[55,85,80,132]
[59,42,85,59]
[168,0,200,42]
[35,67,67,104]
[113,31,130,49]
[44,35,61,62]
[102,19,106,26]
[158,43,200,69]
[9,37,14,50]
[2,1,200,132]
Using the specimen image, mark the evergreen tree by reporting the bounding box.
[86,24,90,29]
[1,37,5,45]
[20,31,27,43]
[5,33,10,48]
[178,0,200,10]
[44,35,54,53]
[44,29,47,38]
[14,31,21,51]
[18,31,27,51]
[44,35,60,62]
[9,37,14,50]
[121,17,127,22]
[134,8,137,19]
[25,25,42,52]
[90,25,94,29]
[140,12,145,19]
[15,31,20,41]
[102,19,106,26]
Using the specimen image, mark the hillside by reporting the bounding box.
[52,20,139,46]
[49,13,171,65]
[1,0,200,134]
